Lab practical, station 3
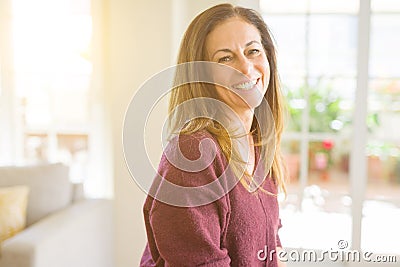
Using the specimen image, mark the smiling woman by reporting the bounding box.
[140,3,287,267]
[205,17,270,121]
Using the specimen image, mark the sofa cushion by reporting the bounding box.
[0,163,72,226]
[0,185,29,242]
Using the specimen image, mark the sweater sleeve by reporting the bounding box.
[147,132,231,266]
[150,199,230,266]
[276,218,283,247]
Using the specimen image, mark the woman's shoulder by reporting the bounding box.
[165,130,222,162]
[174,129,217,146]
[146,130,232,209]
[156,129,229,187]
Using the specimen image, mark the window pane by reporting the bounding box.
[261,0,358,14]
[308,15,357,77]
[283,78,306,132]
[261,0,309,14]
[362,198,400,254]
[308,0,359,14]
[263,15,306,77]
[364,140,400,255]
[307,77,355,133]
[370,15,400,78]
[368,79,400,139]
[282,139,301,182]
[308,140,350,186]
[364,79,400,254]
[372,0,400,12]
[280,139,351,249]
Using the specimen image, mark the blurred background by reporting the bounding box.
[0,0,399,266]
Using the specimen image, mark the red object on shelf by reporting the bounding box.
[322,140,334,150]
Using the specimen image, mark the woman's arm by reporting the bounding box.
[145,132,231,266]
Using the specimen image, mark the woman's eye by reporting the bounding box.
[248,49,261,56]
[218,56,232,63]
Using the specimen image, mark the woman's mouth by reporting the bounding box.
[231,78,260,91]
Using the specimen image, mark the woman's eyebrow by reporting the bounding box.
[245,40,261,47]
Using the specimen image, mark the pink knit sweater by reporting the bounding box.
[140,130,282,267]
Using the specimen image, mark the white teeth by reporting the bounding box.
[232,79,257,90]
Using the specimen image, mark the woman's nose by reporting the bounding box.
[235,56,253,75]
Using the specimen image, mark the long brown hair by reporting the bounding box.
[168,3,286,194]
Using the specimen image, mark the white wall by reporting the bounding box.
[107,1,258,266]
[108,1,174,266]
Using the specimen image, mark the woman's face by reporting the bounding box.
[205,17,270,114]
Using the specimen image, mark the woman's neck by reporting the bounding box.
[222,106,254,136]
[238,108,254,135]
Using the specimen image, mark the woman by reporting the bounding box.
[140,3,287,267]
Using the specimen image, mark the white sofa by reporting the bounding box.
[0,163,114,267]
